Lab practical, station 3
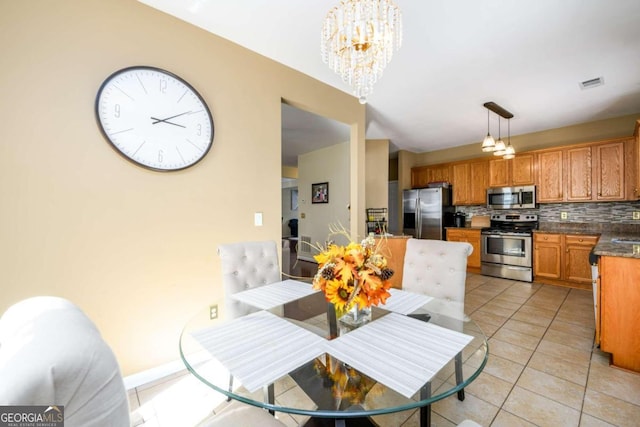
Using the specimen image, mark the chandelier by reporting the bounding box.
[321,0,403,104]
[481,102,516,159]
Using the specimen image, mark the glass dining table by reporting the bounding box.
[179,281,488,427]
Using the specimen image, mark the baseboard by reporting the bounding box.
[123,359,187,390]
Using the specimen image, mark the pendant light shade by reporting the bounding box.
[481,109,495,152]
[503,118,515,159]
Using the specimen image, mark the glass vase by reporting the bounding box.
[338,304,372,335]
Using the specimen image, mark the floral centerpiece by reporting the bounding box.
[312,226,394,321]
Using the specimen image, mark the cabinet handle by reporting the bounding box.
[579,238,583,242]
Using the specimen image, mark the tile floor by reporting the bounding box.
[127,273,640,426]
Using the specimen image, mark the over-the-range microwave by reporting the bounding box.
[487,185,537,209]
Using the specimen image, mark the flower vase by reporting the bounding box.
[338,304,372,335]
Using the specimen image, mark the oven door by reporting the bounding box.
[481,233,532,267]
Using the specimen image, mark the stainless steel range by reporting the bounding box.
[481,213,538,282]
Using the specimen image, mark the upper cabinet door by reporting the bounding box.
[451,163,470,205]
[511,154,535,185]
[489,154,534,187]
[566,146,592,201]
[469,160,489,204]
[594,141,625,201]
[537,150,564,202]
[488,158,510,187]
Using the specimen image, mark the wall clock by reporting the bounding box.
[95,66,214,171]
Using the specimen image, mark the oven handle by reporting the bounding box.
[519,189,523,206]
[502,265,531,271]
[481,232,532,237]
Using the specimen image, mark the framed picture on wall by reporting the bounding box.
[291,189,298,210]
[312,182,329,204]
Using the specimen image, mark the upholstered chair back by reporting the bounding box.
[0,296,130,427]
[402,238,473,321]
[218,240,281,318]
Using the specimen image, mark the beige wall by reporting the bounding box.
[0,0,365,375]
[365,139,390,210]
[298,142,351,255]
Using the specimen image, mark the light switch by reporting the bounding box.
[254,212,263,226]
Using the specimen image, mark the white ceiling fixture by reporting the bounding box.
[321,0,402,105]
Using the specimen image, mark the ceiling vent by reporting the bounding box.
[579,76,604,90]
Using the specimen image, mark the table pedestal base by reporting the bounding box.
[302,417,375,427]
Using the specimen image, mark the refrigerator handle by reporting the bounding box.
[416,197,421,238]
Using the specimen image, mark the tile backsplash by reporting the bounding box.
[459,201,640,224]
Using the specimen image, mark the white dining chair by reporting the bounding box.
[401,238,473,402]
[0,296,130,427]
[218,240,282,319]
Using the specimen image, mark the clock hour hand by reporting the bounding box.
[151,111,192,125]
[150,117,186,128]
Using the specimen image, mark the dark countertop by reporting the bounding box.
[592,233,640,259]
[535,222,640,259]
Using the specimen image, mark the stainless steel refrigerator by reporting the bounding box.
[402,187,454,240]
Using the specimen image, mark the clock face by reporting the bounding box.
[95,66,214,171]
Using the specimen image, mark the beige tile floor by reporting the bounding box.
[128,273,640,426]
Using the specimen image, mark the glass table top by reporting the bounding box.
[179,286,488,419]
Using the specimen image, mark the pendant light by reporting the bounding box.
[481,109,495,152]
[493,117,506,155]
[503,118,515,159]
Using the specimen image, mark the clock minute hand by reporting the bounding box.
[150,117,186,128]
[151,111,192,125]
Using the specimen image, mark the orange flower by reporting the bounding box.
[312,231,394,312]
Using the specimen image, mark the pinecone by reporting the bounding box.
[380,268,394,281]
[321,264,336,280]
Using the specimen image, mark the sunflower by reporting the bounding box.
[312,225,395,312]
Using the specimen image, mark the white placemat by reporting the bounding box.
[325,312,473,398]
[230,279,319,310]
[381,288,433,315]
[191,310,326,392]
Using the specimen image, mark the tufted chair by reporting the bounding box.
[218,240,282,319]
[0,296,130,427]
[401,238,473,402]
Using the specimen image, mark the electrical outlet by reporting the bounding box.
[209,304,218,320]
[633,211,640,220]
[560,212,568,219]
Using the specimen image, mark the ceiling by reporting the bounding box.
[139,0,640,165]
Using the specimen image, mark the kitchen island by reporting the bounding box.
[592,233,640,373]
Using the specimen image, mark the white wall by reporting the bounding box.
[298,142,351,259]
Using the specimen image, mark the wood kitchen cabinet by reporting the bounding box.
[446,228,481,271]
[533,232,599,288]
[564,235,599,285]
[411,164,450,188]
[536,150,564,202]
[535,138,633,203]
[599,255,640,372]
[488,154,534,187]
[533,233,562,280]
[452,160,488,205]
[593,141,625,201]
[566,146,592,201]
